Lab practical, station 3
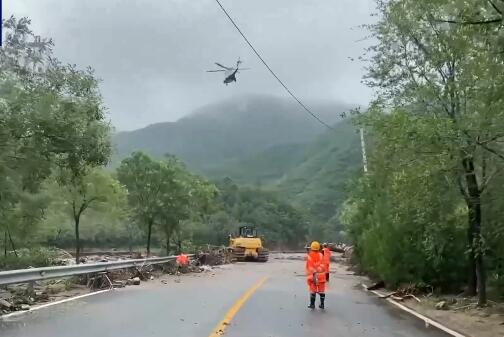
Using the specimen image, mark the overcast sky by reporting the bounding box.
[7,0,376,131]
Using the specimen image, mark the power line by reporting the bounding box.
[213,0,334,130]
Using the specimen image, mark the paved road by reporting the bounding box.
[1,254,449,337]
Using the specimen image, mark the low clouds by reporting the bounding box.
[7,0,376,130]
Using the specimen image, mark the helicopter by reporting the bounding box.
[206,58,250,85]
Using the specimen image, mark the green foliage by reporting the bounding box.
[215,178,309,248]
[0,17,113,262]
[205,119,362,231]
[117,152,218,254]
[0,248,60,271]
[49,169,127,262]
[206,143,308,185]
[341,0,504,304]
[341,111,469,289]
[276,120,362,223]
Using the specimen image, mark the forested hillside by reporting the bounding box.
[114,108,363,228]
[276,120,361,224]
[112,95,351,171]
[207,119,362,236]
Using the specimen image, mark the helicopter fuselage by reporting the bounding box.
[224,70,238,85]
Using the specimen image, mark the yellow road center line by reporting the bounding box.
[208,276,268,337]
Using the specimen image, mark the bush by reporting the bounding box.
[340,112,470,290]
[0,247,60,271]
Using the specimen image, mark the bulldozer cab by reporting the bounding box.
[239,226,257,238]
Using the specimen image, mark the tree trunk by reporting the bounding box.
[146,219,153,257]
[165,229,171,256]
[463,157,487,306]
[74,215,81,264]
[177,236,182,255]
[467,248,477,296]
[7,226,18,257]
[4,231,7,257]
[128,229,133,253]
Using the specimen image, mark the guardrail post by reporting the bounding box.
[26,281,35,298]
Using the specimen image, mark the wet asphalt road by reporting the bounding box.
[1,254,449,337]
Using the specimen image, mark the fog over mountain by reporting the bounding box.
[113,95,353,171]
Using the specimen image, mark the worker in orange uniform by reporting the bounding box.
[306,241,326,309]
[322,243,331,282]
[176,253,190,274]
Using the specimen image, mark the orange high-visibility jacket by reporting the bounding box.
[176,254,190,266]
[322,247,331,270]
[306,251,326,283]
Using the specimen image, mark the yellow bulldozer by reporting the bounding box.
[228,226,269,262]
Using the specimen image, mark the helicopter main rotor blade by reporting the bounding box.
[237,68,251,71]
[215,62,233,70]
[206,70,226,72]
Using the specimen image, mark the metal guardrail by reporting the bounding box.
[0,255,194,286]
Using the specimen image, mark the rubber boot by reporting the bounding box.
[308,293,316,309]
[319,293,325,309]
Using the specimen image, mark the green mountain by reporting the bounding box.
[207,120,362,222]
[112,95,350,171]
[277,120,362,222]
[204,143,307,184]
[113,95,363,225]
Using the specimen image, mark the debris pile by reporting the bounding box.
[0,280,59,314]
[368,282,434,304]
[50,248,75,265]
[1,247,232,315]
[74,251,143,265]
[196,247,231,266]
[328,243,353,258]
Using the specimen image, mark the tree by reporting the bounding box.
[117,152,171,255]
[0,17,112,259]
[159,160,218,255]
[361,0,504,305]
[341,111,468,289]
[214,179,309,248]
[53,170,127,263]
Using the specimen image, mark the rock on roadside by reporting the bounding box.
[0,299,12,309]
[126,277,141,286]
[435,300,448,310]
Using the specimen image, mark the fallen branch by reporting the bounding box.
[377,291,398,299]
[452,304,474,311]
[403,294,421,303]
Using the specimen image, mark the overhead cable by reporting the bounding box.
[213,0,334,130]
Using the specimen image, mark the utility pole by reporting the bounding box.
[360,128,368,173]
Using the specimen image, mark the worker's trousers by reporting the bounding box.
[308,280,326,293]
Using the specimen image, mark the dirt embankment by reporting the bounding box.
[352,259,504,337]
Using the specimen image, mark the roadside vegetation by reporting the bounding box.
[340,0,504,306]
